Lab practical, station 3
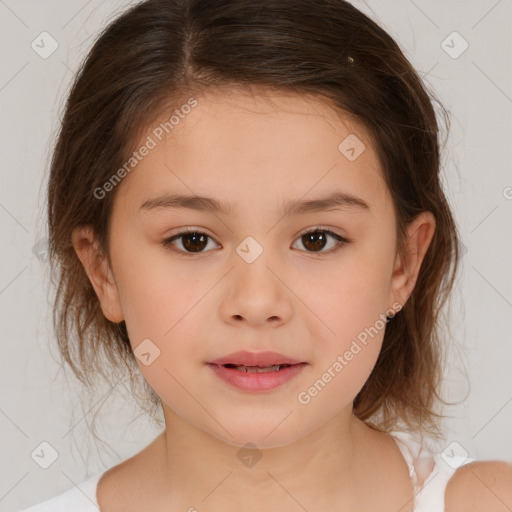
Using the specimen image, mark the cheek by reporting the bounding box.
[113,255,213,393]
[295,279,388,421]
[296,248,392,392]
[304,258,391,345]
[120,273,206,417]
[112,241,201,339]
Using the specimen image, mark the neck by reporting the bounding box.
[150,406,371,510]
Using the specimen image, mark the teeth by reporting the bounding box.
[234,364,283,373]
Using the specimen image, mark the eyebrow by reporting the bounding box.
[139,191,370,217]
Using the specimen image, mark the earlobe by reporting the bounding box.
[71,226,124,323]
[389,211,436,308]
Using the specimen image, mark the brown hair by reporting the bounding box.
[47,0,460,441]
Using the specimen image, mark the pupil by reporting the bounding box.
[304,231,326,251]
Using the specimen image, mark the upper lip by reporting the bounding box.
[208,350,305,367]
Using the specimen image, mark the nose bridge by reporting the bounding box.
[233,233,281,290]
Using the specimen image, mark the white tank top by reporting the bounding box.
[20,430,476,511]
[390,430,476,511]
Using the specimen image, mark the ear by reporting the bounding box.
[71,226,124,323]
[388,211,436,309]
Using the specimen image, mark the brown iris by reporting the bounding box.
[301,231,328,252]
[181,232,208,252]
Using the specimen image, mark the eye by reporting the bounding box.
[162,228,220,254]
[292,227,349,254]
[162,227,350,255]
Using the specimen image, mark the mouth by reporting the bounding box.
[207,350,306,368]
[206,351,308,391]
[206,361,307,392]
[219,363,298,373]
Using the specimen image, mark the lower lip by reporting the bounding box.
[207,363,307,392]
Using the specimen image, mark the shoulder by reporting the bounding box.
[20,473,102,512]
[20,482,98,512]
[444,460,512,512]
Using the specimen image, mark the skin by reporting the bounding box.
[72,87,438,511]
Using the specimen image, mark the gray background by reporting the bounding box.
[1,0,511,510]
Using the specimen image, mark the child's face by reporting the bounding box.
[81,88,426,448]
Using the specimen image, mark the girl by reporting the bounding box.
[21,0,512,510]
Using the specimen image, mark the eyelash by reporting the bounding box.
[161,226,350,256]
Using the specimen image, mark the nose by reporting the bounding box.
[218,249,294,328]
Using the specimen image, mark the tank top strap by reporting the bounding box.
[389,430,476,512]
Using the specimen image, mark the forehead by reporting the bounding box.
[112,87,391,220]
